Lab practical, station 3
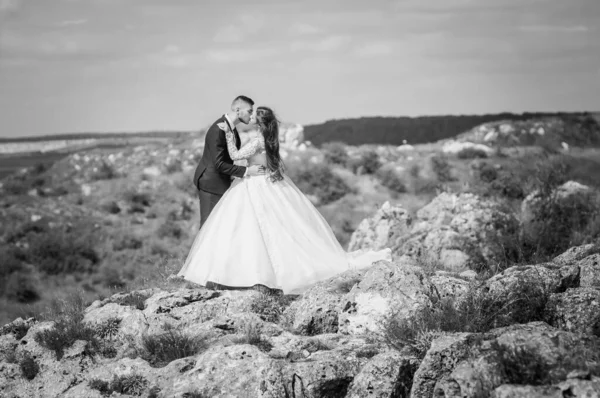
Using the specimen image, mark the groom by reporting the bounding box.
[193,95,264,229]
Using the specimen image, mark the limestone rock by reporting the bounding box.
[339,260,435,335]
[348,201,413,253]
[346,351,420,398]
[578,254,600,287]
[545,287,600,335]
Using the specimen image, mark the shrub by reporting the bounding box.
[457,147,488,159]
[89,375,148,396]
[19,353,39,380]
[165,159,182,174]
[111,292,150,310]
[91,161,118,181]
[27,229,99,275]
[157,220,185,240]
[101,201,121,214]
[5,272,39,303]
[232,320,273,352]
[124,191,152,207]
[381,279,550,357]
[350,150,381,175]
[376,167,407,193]
[34,296,119,360]
[287,163,353,205]
[141,329,209,367]
[322,142,349,166]
[2,178,30,195]
[522,191,600,261]
[35,318,100,360]
[430,154,456,182]
[113,235,143,251]
[249,292,296,323]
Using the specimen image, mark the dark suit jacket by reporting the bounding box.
[193,116,247,195]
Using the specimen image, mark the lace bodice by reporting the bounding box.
[225,130,265,161]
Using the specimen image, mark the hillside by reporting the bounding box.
[304,112,599,147]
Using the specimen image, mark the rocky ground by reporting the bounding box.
[1,241,599,397]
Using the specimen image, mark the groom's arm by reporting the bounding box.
[211,129,247,178]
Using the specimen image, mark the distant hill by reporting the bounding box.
[304,112,599,147]
[0,131,192,144]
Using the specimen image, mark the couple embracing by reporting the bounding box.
[177,95,391,294]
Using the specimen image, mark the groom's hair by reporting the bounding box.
[231,95,254,109]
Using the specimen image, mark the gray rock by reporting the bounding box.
[545,287,600,335]
[346,351,420,398]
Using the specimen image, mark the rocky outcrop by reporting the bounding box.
[545,287,600,335]
[425,322,600,398]
[350,193,519,272]
[521,180,593,224]
[347,201,413,253]
[2,247,600,397]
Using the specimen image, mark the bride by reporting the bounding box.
[177,106,391,294]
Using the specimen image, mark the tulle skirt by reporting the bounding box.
[178,174,391,294]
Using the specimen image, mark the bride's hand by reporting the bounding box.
[247,165,266,176]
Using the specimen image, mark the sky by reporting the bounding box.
[0,0,599,137]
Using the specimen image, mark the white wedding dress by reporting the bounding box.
[178,125,391,294]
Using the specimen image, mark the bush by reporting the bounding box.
[89,375,148,396]
[111,292,150,310]
[5,272,39,303]
[157,220,185,240]
[522,191,600,261]
[34,295,119,360]
[141,329,209,367]
[249,292,296,323]
[322,142,349,166]
[124,191,152,207]
[287,163,353,205]
[457,147,488,159]
[376,167,407,193]
[27,229,99,275]
[231,320,273,353]
[430,154,456,182]
[35,318,99,360]
[2,178,30,195]
[113,236,143,251]
[382,279,550,357]
[349,150,381,175]
[101,201,121,214]
[91,161,118,181]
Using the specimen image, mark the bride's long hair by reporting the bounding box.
[255,106,284,182]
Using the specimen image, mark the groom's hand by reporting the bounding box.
[246,165,266,177]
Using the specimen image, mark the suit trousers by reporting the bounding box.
[198,189,223,230]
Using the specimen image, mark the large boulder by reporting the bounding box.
[348,201,413,254]
[429,322,600,398]
[346,351,420,398]
[521,180,593,224]
[545,287,600,335]
[338,259,436,335]
[578,254,600,288]
[402,193,519,272]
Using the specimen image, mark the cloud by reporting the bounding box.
[518,25,590,33]
[354,42,394,57]
[213,14,264,43]
[289,23,320,36]
[290,35,350,52]
[58,19,88,27]
[0,0,19,15]
[204,47,275,63]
